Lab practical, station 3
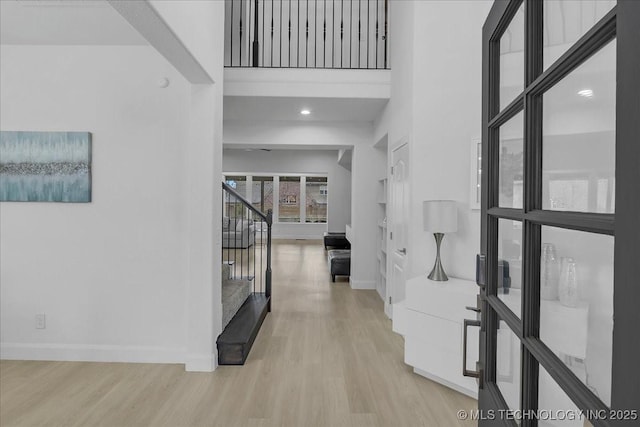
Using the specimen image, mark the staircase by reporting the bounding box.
[217,182,272,365]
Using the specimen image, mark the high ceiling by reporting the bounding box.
[0,0,146,45]
[224,96,388,123]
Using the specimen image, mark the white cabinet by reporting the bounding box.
[400,276,480,398]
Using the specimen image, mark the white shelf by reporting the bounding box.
[376,176,388,306]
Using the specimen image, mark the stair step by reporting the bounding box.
[217,293,270,365]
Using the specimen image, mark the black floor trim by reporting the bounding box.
[217,293,270,365]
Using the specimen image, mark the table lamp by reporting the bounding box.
[423,200,458,281]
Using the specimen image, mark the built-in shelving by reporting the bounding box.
[376,178,388,302]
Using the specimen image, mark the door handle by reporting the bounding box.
[398,248,407,255]
[463,319,481,379]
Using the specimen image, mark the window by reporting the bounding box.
[225,175,248,198]
[305,177,328,223]
[224,175,246,217]
[226,174,329,223]
[251,176,273,214]
[278,176,300,222]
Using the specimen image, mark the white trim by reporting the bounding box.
[469,139,482,210]
[273,175,280,220]
[0,342,186,365]
[386,136,411,320]
[349,279,376,290]
[300,175,307,222]
[246,175,253,206]
[224,172,328,178]
[273,222,327,239]
[185,352,217,372]
[108,0,214,84]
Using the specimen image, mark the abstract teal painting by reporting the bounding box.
[0,131,92,202]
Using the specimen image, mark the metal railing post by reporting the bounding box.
[265,209,272,312]
[253,0,260,66]
[225,0,389,69]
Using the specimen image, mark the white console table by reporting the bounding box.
[393,275,591,400]
[393,276,480,398]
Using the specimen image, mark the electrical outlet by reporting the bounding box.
[35,314,46,329]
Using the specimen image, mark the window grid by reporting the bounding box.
[483,1,617,425]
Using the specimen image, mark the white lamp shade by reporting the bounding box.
[423,200,458,233]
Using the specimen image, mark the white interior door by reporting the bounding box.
[387,141,409,318]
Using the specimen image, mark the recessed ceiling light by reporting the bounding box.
[577,89,594,98]
[300,109,311,115]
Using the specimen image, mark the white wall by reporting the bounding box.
[408,1,492,282]
[225,68,390,99]
[223,148,352,237]
[379,1,492,298]
[150,0,225,371]
[150,0,221,80]
[224,120,373,148]
[0,45,191,363]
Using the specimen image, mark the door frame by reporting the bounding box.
[386,137,410,318]
[479,1,640,426]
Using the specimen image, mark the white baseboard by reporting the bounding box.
[391,301,408,335]
[349,279,376,290]
[273,235,323,240]
[185,352,217,372]
[0,342,185,365]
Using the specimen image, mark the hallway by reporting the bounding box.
[0,240,476,427]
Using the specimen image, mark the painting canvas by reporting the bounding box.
[0,131,92,202]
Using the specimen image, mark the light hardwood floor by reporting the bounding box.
[0,240,478,427]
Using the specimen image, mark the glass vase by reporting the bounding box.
[559,257,579,307]
[540,243,559,300]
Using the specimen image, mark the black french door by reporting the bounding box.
[478,1,640,426]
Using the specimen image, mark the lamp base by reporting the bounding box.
[427,233,449,281]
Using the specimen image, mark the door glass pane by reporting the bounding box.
[538,364,586,427]
[544,0,617,70]
[305,176,328,223]
[498,219,522,318]
[499,111,524,209]
[539,226,613,406]
[251,176,274,214]
[542,39,616,213]
[500,3,525,109]
[278,176,300,222]
[496,318,521,415]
